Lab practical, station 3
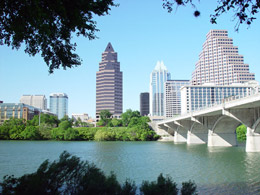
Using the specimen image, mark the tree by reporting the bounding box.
[111,118,121,127]
[99,110,112,126]
[181,180,198,195]
[140,173,178,195]
[0,151,125,194]
[20,126,42,140]
[121,109,141,127]
[162,0,260,31]
[0,151,196,194]
[29,113,59,127]
[0,118,26,140]
[0,0,117,73]
[74,117,82,127]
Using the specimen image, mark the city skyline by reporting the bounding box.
[1,1,260,118]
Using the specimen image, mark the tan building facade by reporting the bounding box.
[96,43,123,120]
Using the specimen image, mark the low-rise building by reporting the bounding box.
[181,81,259,114]
[71,113,89,123]
[164,80,190,118]
[0,103,40,124]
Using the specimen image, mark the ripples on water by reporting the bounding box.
[1,141,260,194]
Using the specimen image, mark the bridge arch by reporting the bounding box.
[190,121,208,134]
[212,115,241,134]
[174,124,188,143]
[252,117,260,133]
[187,121,208,144]
[208,115,240,147]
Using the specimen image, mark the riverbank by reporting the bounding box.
[0,125,160,141]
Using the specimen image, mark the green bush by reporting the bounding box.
[236,124,247,141]
[0,114,160,142]
[20,126,42,140]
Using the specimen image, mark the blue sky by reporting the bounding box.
[1,0,260,118]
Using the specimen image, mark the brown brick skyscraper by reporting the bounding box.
[96,43,123,120]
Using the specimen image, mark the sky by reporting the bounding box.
[1,0,260,118]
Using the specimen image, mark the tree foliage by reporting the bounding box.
[0,0,117,73]
[0,151,197,195]
[236,124,247,141]
[162,0,260,31]
[121,109,141,127]
[181,180,198,195]
[0,112,159,141]
[140,173,178,195]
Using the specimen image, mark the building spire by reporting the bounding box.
[105,42,114,52]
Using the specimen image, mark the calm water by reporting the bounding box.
[1,141,260,194]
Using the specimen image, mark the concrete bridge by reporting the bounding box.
[157,93,260,152]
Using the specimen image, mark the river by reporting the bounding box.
[0,141,260,194]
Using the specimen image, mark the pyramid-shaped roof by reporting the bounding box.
[105,42,114,52]
[154,61,167,71]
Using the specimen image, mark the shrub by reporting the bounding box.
[181,180,198,195]
[140,174,178,195]
[236,124,247,141]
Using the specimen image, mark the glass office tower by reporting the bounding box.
[149,61,171,116]
[50,93,68,119]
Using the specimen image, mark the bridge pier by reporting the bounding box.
[246,127,260,152]
[208,130,237,147]
[174,131,187,143]
[187,131,207,144]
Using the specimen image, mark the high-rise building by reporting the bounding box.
[49,93,68,119]
[164,80,190,118]
[192,30,255,85]
[140,92,149,116]
[96,43,123,120]
[20,95,47,110]
[181,81,259,114]
[149,61,171,116]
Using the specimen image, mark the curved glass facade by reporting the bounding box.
[49,93,68,119]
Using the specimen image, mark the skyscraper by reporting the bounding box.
[96,43,123,120]
[192,30,255,85]
[140,92,149,116]
[20,95,47,110]
[149,61,171,116]
[164,80,190,118]
[49,93,68,119]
